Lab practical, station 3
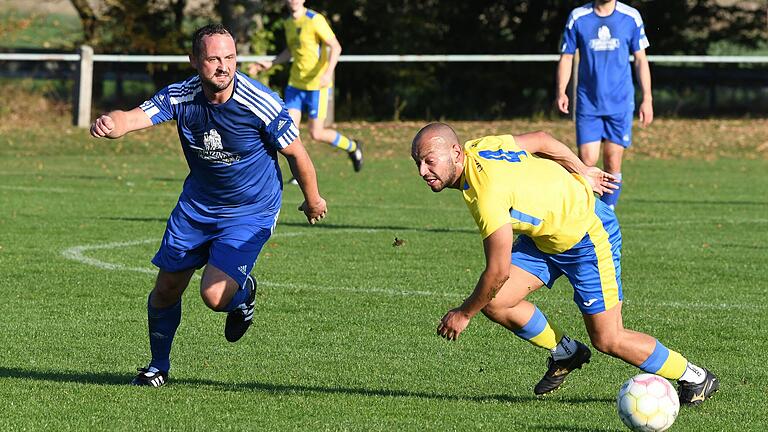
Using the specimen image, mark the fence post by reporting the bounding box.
[74,45,94,128]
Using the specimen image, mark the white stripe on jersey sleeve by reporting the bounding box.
[567,6,593,30]
[144,106,160,118]
[168,77,202,105]
[232,93,272,124]
[615,2,643,27]
[139,101,160,118]
[170,87,201,105]
[237,75,282,116]
[236,87,279,119]
[277,123,299,149]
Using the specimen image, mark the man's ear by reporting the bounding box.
[188,54,197,69]
[452,143,463,161]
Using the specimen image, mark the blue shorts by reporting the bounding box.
[511,200,623,315]
[576,111,633,148]
[284,85,332,119]
[151,204,275,288]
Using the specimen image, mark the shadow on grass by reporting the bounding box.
[93,219,477,235]
[99,216,167,223]
[276,221,477,235]
[531,425,614,432]
[627,198,768,207]
[0,366,613,406]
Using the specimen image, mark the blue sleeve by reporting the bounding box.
[139,86,175,125]
[235,74,300,150]
[629,13,650,53]
[264,107,300,150]
[631,16,650,52]
[561,13,578,54]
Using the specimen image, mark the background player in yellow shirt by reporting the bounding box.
[410,122,718,405]
[250,0,363,184]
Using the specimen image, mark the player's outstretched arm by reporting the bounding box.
[514,131,619,195]
[279,137,327,224]
[438,224,512,341]
[249,48,291,75]
[90,107,153,139]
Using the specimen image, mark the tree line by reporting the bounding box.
[69,0,768,119]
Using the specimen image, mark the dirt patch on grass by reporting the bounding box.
[0,82,71,132]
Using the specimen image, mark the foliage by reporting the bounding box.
[7,0,762,119]
[0,10,81,50]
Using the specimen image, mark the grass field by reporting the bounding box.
[0,119,767,431]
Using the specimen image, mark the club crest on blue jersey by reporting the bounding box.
[189,128,240,165]
[590,25,620,51]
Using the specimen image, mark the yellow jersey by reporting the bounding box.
[284,9,336,91]
[461,135,597,254]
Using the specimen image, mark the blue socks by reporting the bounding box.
[222,282,251,312]
[600,172,622,209]
[145,280,251,372]
[147,296,181,373]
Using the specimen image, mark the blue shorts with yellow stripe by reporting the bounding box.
[511,200,623,315]
[284,85,332,120]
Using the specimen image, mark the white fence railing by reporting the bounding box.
[2,47,768,127]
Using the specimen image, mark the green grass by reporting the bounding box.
[0,10,82,49]
[0,120,766,431]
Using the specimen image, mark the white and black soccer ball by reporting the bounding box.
[617,374,680,432]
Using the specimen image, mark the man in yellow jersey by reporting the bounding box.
[250,0,362,184]
[411,123,718,405]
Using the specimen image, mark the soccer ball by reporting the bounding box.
[617,374,680,432]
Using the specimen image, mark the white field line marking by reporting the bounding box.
[61,230,765,310]
[61,233,454,298]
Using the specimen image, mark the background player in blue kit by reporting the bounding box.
[90,24,327,387]
[555,0,654,210]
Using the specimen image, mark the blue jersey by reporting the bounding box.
[139,71,299,226]
[561,2,649,115]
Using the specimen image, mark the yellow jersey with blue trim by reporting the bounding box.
[284,9,336,91]
[461,135,597,254]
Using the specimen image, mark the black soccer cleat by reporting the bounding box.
[348,140,363,172]
[130,367,168,387]
[285,177,299,186]
[224,275,256,343]
[534,340,592,395]
[678,368,719,405]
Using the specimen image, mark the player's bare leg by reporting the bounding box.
[201,263,257,343]
[481,265,591,395]
[307,117,363,172]
[582,302,718,404]
[602,141,624,175]
[582,302,656,365]
[600,141,624,209]
[577,140,601,167]
[481,265,544,328]
[151,268,195,308]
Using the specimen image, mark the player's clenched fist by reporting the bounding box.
[298,197,327,225]
[90,114,115,138]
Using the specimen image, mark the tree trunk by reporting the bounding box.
[69,0,98,44]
